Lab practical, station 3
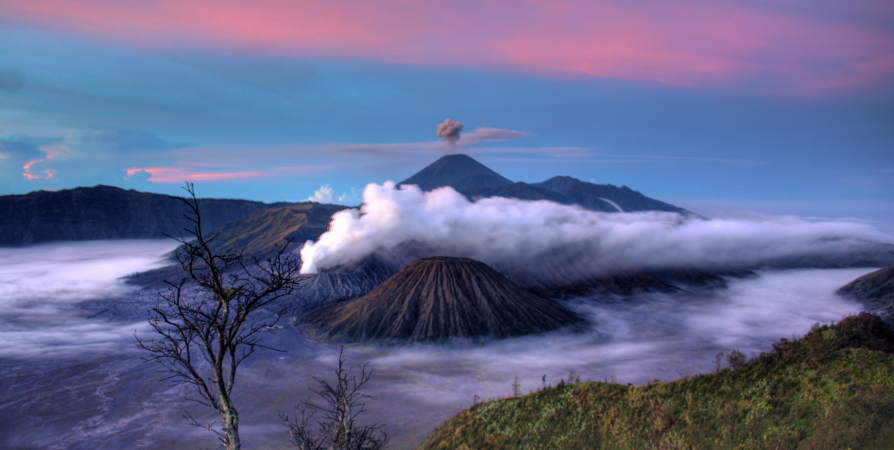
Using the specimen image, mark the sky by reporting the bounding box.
[0,0,892,224]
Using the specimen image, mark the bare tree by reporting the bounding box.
[713,351,725,373]
[136,183,303,450]
[280,347,388,450]
[511,375,521,397]
[726,349,746,370]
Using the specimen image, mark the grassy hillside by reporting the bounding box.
[204,203,344,257]
[126,203,345,286]
[419,313,894,450]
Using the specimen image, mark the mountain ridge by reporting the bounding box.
[839,265,894,323]
[399,154,694,215]
[2,155,695,248]
[0,185,308,246]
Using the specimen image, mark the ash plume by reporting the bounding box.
[436,119,463,147]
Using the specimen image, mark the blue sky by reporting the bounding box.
[1,1,892,225]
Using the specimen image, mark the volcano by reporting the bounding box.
[398,154,695,215]
[398,154,513,191]
[302,256,583,344]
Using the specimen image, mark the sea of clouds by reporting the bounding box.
[360,268,870,403]
[0,228,883,448]
[0,240,179,358]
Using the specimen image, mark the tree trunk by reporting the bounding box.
[217,360,240,450]
[222,402,240,450]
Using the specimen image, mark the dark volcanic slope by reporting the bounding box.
[0,185,300,246]
[531,176,693,214]
[401,155,693,215]
[461,178,691,214]
[398,154,513,191]
[303,257,583,344]
[461,182,571,205]
[839,265,894,322]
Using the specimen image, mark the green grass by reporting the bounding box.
[418,313,894,450]
[206,205,312,257]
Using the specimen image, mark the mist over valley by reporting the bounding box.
[0,239,878,449]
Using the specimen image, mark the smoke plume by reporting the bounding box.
[299,182,892,274]
[436,119,463,147]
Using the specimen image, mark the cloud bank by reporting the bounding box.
[0,240,179,358]
[0,247,874,448]
[366,268,870,407]
[300,182,892,274]
[4,0,891,94]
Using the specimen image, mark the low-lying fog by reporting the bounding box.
[0,240,178,358]
[0,240,878,449]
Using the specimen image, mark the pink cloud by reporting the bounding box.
[3,0,893,94]
[22,167,55,180]
[124,162,332,183]
[23,159,42,172]
[125,167,268,183]
[21,144,70,180]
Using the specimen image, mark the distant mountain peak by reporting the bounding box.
[398,154,513,192]
[528,176,694,215]
[534,175,585,193]
[544,175,580,182]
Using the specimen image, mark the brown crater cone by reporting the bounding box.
[302,256,583,344]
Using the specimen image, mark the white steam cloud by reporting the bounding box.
[305,185,362,206]
[300,182,892,274]
[305,185,335,203]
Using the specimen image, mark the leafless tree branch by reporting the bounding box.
[280,347,388,450]
[136,182,306,450]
